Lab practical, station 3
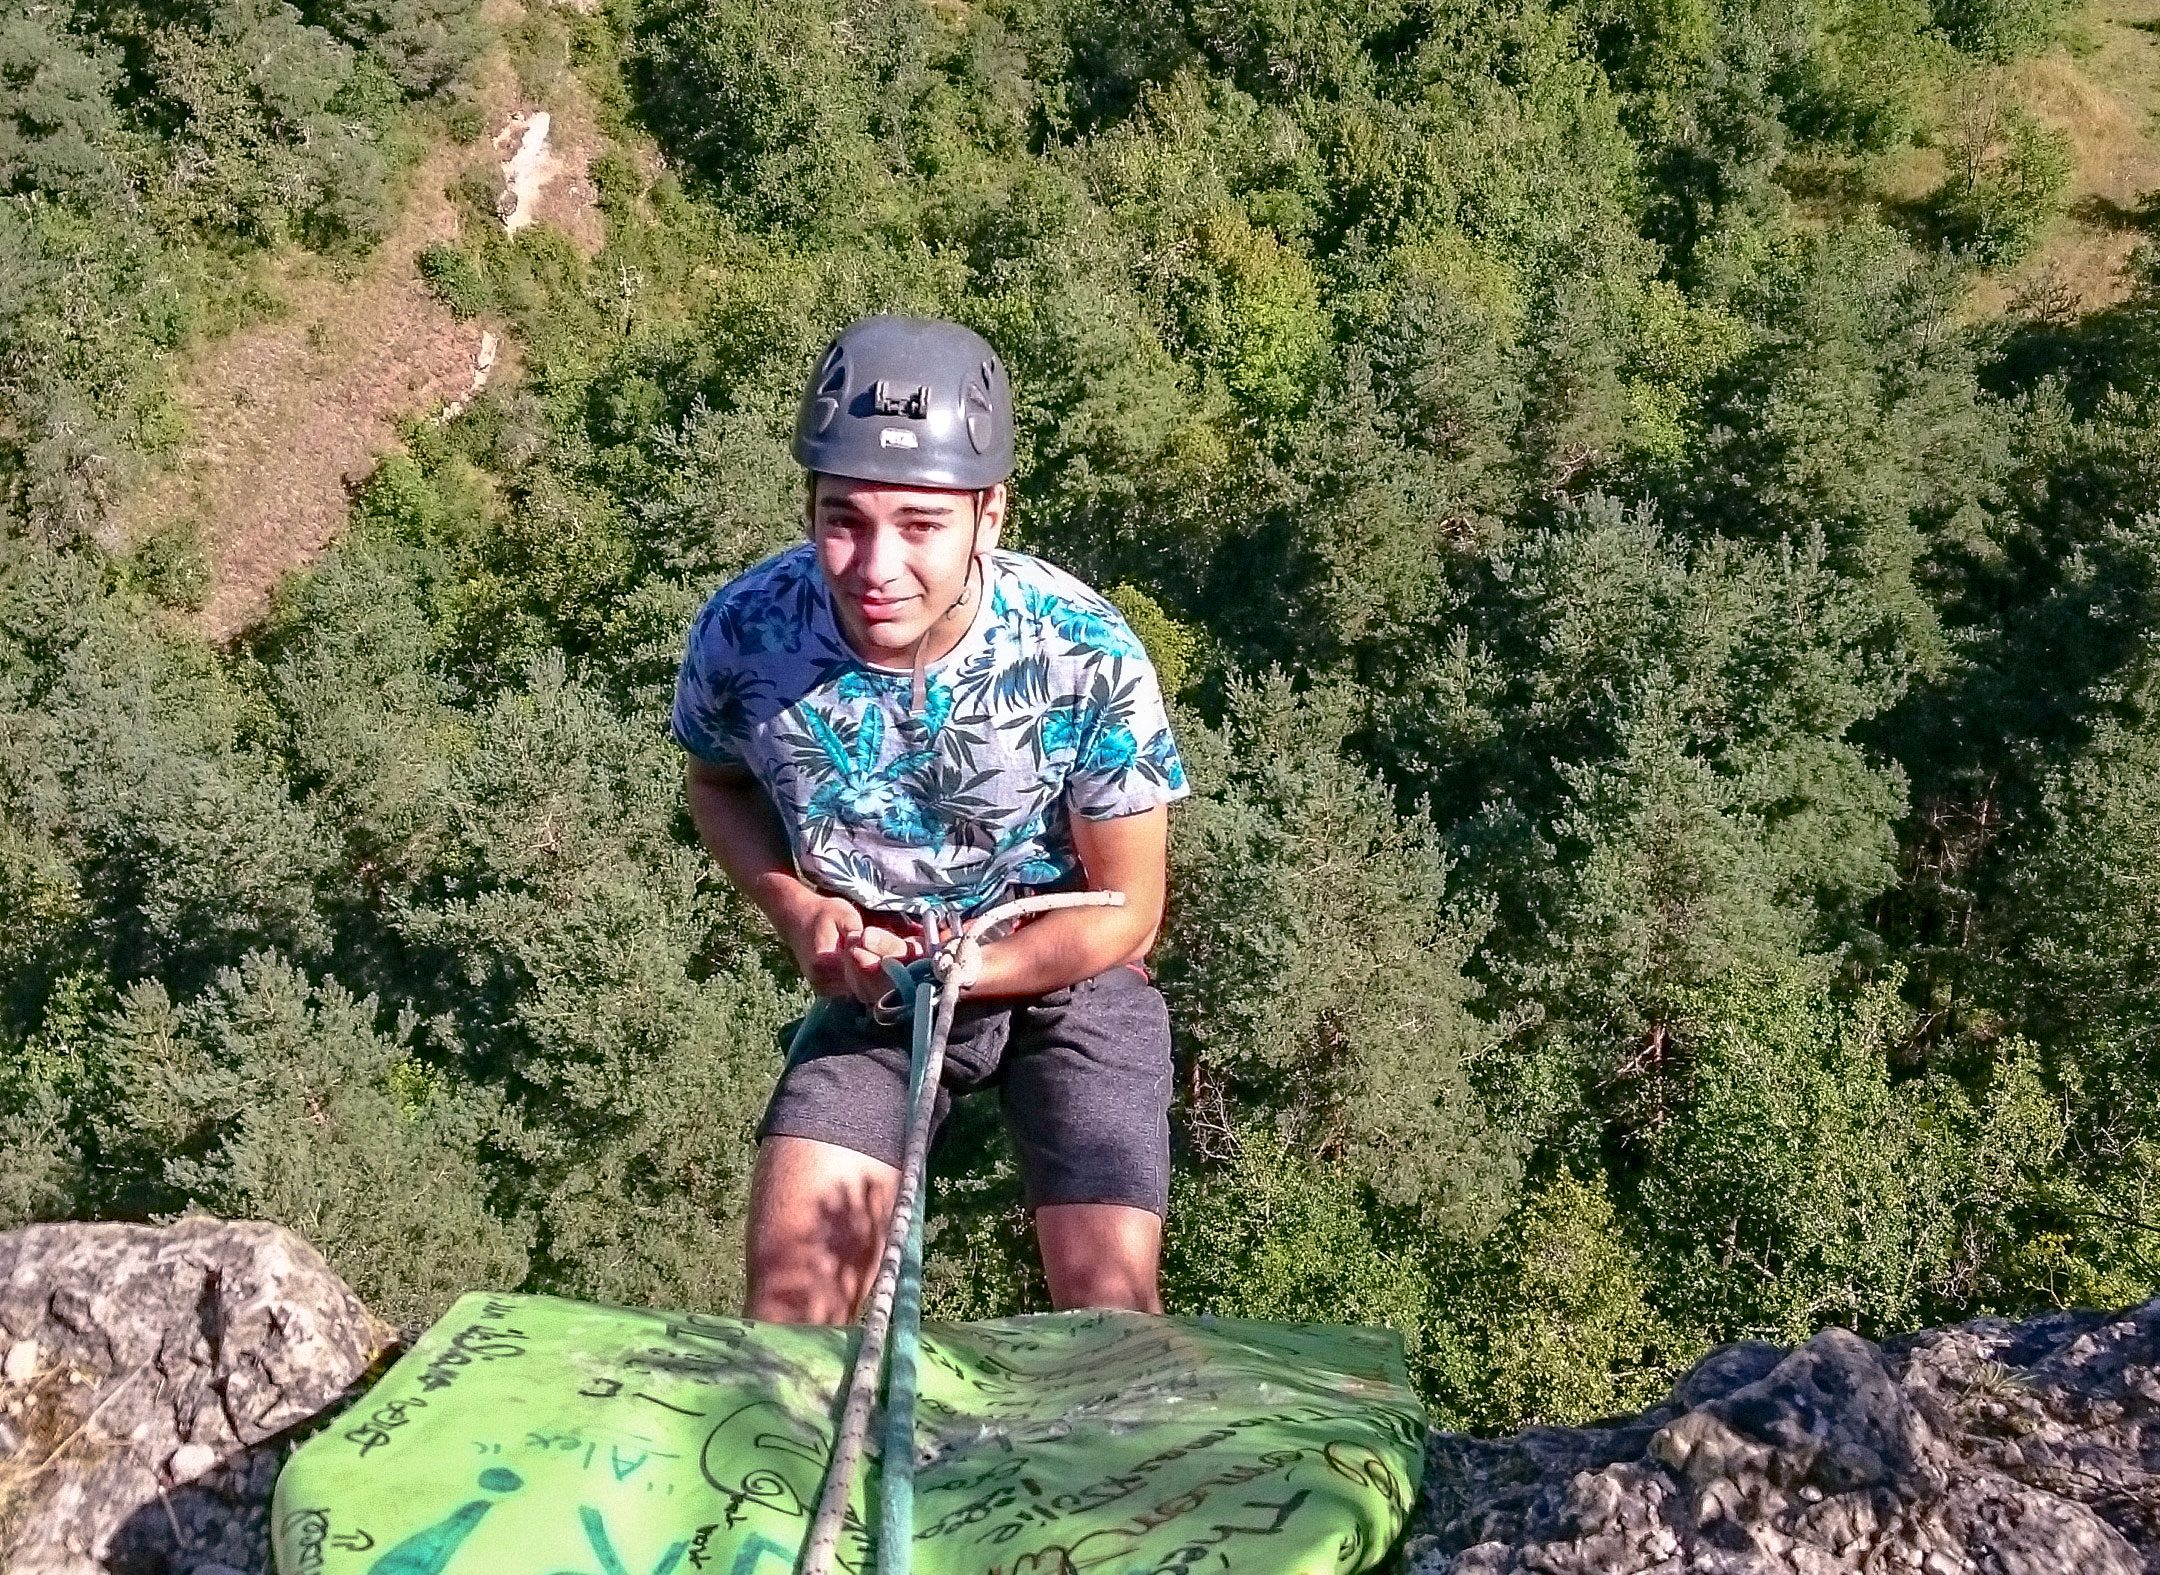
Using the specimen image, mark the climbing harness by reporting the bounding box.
[794,889,1127,1575]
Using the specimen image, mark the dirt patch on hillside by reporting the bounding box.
[129,142,490,642]
[141,298,481,639]
[1980,0,2160,311]
[129,37,607,642]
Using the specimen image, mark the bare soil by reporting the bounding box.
[127,21,606,643]
[129,156,483,642]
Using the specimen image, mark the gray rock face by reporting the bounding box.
[1410,1300,2160,1574]
[0,1218,387,1575]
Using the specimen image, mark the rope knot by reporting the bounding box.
[932,934,983,992]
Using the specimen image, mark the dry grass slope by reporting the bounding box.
[125,18,605,643]
[1989,0,2160,308]
[125,172,484,642]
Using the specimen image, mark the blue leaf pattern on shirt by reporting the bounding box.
[671,547,1188,915]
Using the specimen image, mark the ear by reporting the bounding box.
[802,474,819,541]
[973,483,1007,555]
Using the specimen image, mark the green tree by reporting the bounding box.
[315,0,485,94]
[1930,86,2073,267]
[1425,1170,1672,1430]
[1933,0,2066,61]
[1162,675,1522,1235]
[1640,965,2057,1339]
[630,0,883,227]
[89,953,530,1325]
[0,11,125,199]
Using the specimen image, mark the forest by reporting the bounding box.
[5,0,2160,1433]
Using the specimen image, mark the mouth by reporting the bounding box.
[851,592,919,623]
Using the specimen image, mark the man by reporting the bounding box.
[673,317,1189,1325]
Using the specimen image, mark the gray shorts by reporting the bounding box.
[759,964,1173,1216]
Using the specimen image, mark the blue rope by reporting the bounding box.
[877,967,934,1575]
[782,998,832,1067]
[795,891,1123,1575]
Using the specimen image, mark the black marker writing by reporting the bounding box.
[343,1397,427,1456]
[281,1507,329,1574]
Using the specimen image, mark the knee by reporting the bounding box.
[1036,1203,1163,1314]
[1050,1263,1163,1315]
[745,1268,852,1325]
[743,1137,896,1324]
[745,1221,874,1324]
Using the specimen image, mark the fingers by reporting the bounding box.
[806,950,852,998]
[800,899,863,998]
[841,922,918,1002]
[790,897,930,1004]
[842,946,890,1005]
[856,928,910,959]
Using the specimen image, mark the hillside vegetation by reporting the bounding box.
[8,0,2160,1432]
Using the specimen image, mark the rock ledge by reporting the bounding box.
[3,1218,2154,1574]
[1411,1301,2160,1573]
[0,1218,388,1575]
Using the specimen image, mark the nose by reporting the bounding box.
[855,521,908,588]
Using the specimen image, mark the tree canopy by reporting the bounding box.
[4,0,2155,1428]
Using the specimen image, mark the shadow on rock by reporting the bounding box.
[0,1219,392,1575]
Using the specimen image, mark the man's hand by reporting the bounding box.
[771,888,866,998]
[842,925,919,1004]
[771,888,920,1003]
[686,758,924,1004]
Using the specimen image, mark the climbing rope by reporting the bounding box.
[795,889,1128,1575]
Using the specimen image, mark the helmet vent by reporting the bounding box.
[963,370,997,454]
[812,347,847,433]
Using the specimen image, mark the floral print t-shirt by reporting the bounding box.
[672,545,1189,918]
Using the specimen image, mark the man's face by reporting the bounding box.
[808,475,1003,661]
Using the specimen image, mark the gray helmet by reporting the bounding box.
[792,316,1015,490]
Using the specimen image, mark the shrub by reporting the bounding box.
[131,518,213,611]
[418,241,490,318]
[1933,0,2066,60]
[1930,88,2073,266]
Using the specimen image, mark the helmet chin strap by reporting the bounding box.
[907,494,989,715]
[910,554,981,715]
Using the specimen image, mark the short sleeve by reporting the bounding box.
[671,597,746,766]
[1065,651,1191,820]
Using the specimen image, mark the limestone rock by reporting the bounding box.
[1408,1300,2160,1574]
[0,1218,389,1575]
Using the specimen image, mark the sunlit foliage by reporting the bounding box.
[2,0,2151,1425]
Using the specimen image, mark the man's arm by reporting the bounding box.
[684,756,910,1002]
[968,804,1168,999]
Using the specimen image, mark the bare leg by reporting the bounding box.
[745,1135,900,1324]
[1036,1204,1163,1312]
